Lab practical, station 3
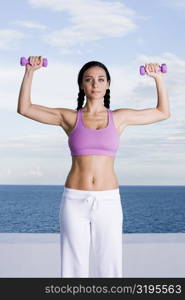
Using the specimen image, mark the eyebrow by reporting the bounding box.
[84,75,105,78]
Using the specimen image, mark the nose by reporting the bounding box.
[92,80,98,87]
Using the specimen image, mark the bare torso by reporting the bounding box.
[60,108,126,191]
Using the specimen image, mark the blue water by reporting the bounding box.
[0,185,185,233]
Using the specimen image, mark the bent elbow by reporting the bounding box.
[159,111,171,120]
[163,112,171,119]
[17,110,23,115]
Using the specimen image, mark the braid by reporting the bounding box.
[104,88,110,109]
[76,89,85,110]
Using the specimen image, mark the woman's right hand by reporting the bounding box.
[25,56,43,72]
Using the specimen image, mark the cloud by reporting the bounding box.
[167,136,185,140]
[12,20,47,30]
[162,0,185,9]
[24,165,44,178]
[1,52,185,149]
[0,61,80,111]
[136,52,185,97]
[0,168,12,178]
[0,134,68,158]
[1,51,185,132]
[28,0,138,53]
[0,29,24,50]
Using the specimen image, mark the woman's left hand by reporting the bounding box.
[145,63,162,79]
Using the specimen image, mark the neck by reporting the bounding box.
[82,101,107,113]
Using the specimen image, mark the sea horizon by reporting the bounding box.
[0,184,185,234]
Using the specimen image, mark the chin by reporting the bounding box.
[92,96,103,100]
[93,93,102,97]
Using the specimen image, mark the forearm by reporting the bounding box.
[17,69,34,114]
[155,76,170,116]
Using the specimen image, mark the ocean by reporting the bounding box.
[0,185,185,233]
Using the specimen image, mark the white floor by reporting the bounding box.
[0,233,185,278]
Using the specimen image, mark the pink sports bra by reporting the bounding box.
[68,108,120,157]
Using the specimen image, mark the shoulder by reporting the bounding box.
[59,108,77,120]
[112,108,126,115]
[111,108,127,125]
[58,108,79,132]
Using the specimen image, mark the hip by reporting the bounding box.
[59,186,123,220]
[65,171,119,191]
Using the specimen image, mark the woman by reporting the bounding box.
[17,57,170,278]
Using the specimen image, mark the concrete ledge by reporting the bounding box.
[0,233,185,278]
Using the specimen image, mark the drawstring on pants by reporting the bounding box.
[85,195,98,211]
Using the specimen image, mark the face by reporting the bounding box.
[81,66,110,100]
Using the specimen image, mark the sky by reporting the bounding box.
[0,0,185,185]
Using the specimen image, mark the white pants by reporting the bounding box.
[59,187,123,278]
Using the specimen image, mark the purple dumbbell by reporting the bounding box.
[139,63,167,75]
[20,57,48,67]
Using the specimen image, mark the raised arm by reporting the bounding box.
[116,63,171,126]
[17,56,63,126]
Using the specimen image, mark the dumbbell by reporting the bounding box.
[139,63,167,75]
[20,57,48,67]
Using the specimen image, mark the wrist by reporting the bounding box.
[24,69,34,76]
[154,75,164,83]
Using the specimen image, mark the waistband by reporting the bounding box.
[63,186,120,199]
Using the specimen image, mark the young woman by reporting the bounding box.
[17,57,170,278]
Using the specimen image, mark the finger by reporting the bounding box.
[149,63,154,73]
[35,56,43,68]
[38,56,42,66]
[29,56,34,66]
[36,56,40,63]
[34,56,37,66]
[146,63,151,73]
[145,64,149,72]
[155,63,160,73]
[145,64,153,73]
[33,56,38,66]
[145,64,150,75]
[32,56,36,66]
[36,56,42,66]
[152,63,156,73]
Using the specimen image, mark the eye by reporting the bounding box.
[85,78,105,82]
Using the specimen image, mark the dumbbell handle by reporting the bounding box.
[140,63,167,75]
[20,57,48,67]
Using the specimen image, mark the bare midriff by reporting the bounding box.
[64,155,119,191]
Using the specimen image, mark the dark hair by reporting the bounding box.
[76,61,111,110]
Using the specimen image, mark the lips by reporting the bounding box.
[92,90,101,93]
